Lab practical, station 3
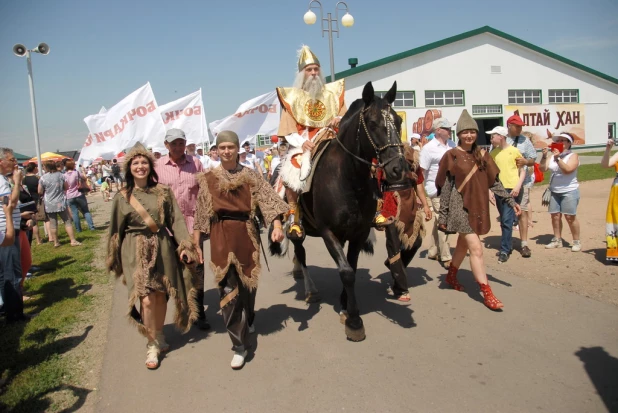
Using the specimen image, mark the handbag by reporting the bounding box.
[541,171,554,207]
[34,198,46,221]
[77,171,90,194]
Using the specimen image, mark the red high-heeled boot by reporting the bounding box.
[445,264,464,291]
[478,283,504,310]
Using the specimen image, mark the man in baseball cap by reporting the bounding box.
[488,125,525,263]
[506,114,536,258]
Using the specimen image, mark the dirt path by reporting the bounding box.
[476,179,618,306]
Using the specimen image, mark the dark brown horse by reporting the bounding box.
[271,81,406,341]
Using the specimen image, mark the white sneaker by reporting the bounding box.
[545,238,562,249]
[231,350,248,370]
[248,324,255,334]
[571,241,581,252]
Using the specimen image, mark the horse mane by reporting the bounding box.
[338,99,364,137]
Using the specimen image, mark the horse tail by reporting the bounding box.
[361,229,376,255]
[268,222,289,257]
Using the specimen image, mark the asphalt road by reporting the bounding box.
[96,231,618,413]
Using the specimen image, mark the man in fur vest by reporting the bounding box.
[276,45,347,239]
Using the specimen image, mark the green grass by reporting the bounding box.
[576,151,610,156]
[0,226,108,412]
[535,163,616,186]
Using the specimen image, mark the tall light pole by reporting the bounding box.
[13,42,50,175]
[303,1,354,81]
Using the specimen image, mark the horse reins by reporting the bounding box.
[334,105,404,169]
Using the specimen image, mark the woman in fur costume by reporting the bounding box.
[194,130,288,370]
[106,142,198,369]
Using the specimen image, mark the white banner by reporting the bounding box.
[79,83,166,162]
[209,91,280,144]
[159,89,208,145]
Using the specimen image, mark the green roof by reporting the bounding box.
[14,152,31,161]
[327,26,618,85]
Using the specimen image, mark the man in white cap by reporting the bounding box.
[155,128,210,330]
[419,118,456,268]
[488,126,525,264]
[410,133,422,152]
[276,45,347,238]
[201,144,220,170]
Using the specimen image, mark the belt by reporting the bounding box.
[384,181,413,192]
[212,213,250,223]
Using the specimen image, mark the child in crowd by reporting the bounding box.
[101,177,111,202]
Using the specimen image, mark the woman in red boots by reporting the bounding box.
[435,110,521,310]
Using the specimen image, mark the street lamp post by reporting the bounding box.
[303,1,354,82]
[13,42,50,175]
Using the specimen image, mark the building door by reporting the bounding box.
[474,117,503,147]
[609,123,616,140]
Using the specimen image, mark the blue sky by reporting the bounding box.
[1,0,617,155]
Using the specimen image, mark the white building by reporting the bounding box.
[336,26,618,148]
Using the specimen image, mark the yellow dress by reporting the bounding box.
[606,164,618,263]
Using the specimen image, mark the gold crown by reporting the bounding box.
[297,45,320,72]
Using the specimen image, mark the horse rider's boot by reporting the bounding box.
[445,264,465,291]
[287,202,304,240]
[478,282,504,311]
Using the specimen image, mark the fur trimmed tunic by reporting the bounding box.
[194,166,289,291]
[106,184,198,337]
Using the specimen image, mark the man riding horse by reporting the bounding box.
[276,45,347,239]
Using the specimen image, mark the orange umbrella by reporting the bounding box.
[23,152,70,165]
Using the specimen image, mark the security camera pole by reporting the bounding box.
[13,43,50,175]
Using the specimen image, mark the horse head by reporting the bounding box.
[360,81,407,183]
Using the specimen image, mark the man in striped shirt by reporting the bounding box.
[155,129,209,330]
[0,147,28,322]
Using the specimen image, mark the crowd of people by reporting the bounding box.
[2,46,617,374]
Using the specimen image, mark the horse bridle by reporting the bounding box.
[334,105,404,169]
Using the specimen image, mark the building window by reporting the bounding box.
[376,91,415,107]
[548,89,579,103]
[425,90,464,107]
[472,105,503,115]
[508,90,541,104]
[256,134,272,147]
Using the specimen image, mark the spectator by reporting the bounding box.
[419,118,456,268]
[409,133,422,152]
[506,115,537,258]
[23,163,43,244]
[65,160,96,232]
[101,160,113,188]
[9,172,34,298]
[111,159,123,192]
[201,144,220,170]
[38,161,81,247]
[101,177,111,202]
[539,133,581,251]
[269,142,288,179]
[601,138,618,263]
[0,148,28,322]
[487,126,526,263]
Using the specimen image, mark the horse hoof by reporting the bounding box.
[339,311,348,325]
[345,325,366,342]
[292,270,304,279]
[305,292,321,303]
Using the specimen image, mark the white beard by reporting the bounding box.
[304,76,324,100]
[293,70,326,101]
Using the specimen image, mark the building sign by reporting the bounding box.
[396,111,407,142]
[505,104,586,148]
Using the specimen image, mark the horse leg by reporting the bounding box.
[292,239,320,303]
[292,254,303,279]
[322,230,365,342]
